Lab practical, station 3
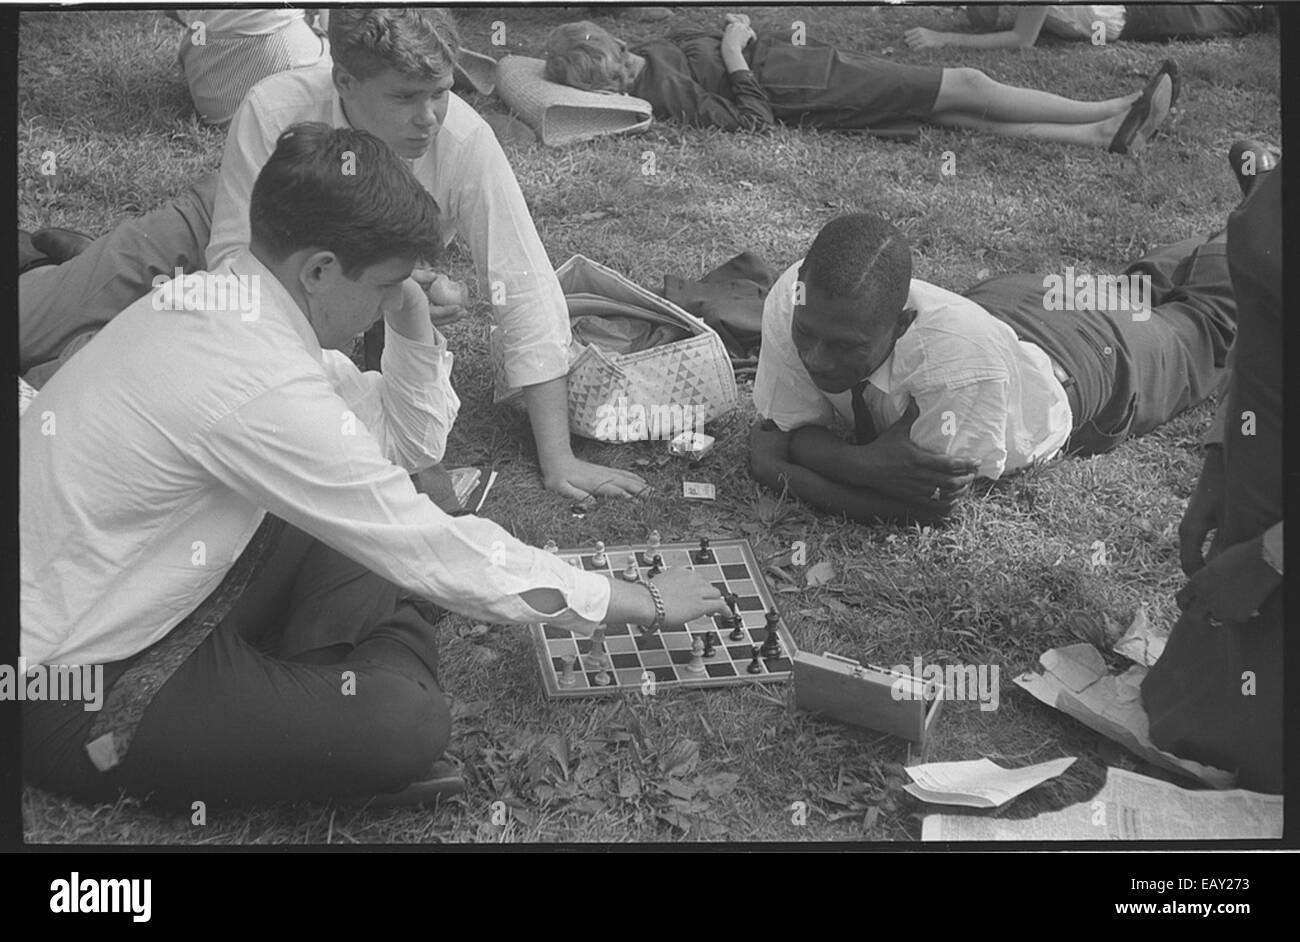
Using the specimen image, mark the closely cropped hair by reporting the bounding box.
[328,8,460,82]
[801,214,913,315]
[250,123,443,277]
[544,21,636,93]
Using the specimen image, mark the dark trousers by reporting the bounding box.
[962,231,1235,456]
[19,175,217,386]
[1142,167,1283,794]
[1122,3,1265,41]
[23,525,450,807]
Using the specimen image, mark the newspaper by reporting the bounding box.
[1013,643,1233,788]
[1113,604,1168,667]
[903,757,1076,809]
[922,767,1283,841]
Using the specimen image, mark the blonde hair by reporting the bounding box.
[544,21,636,93]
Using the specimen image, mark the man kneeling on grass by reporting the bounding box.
[21,123,728,809]
[748,195,1245,524]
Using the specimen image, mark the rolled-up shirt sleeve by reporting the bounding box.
[436,125,572,392]
[187,378,610,634]
[206,86,277,270]
[320,324,460,473]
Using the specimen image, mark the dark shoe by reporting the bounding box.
[31,226,94,263]
[354,759,466,809]
[1108,60,1178,156]
[1228,139,1278,198]
[19,229,54,275]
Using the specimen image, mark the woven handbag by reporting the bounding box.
[491,255,738,442]
[494,55,652,147]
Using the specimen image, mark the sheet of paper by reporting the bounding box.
[903,757,1076,808]
[1113,604,1168,667]
[1013,643,1234,788]
[921,767,1282,841]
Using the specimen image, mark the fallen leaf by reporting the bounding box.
[824,597,850,615]
[660,739,700,778]
[805,560,836,587]
[701,772,740,798]
[618,772,642,800]
[664,778,699,800]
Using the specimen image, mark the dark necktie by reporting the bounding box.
[85,513,288,772]
[850,380,876,445]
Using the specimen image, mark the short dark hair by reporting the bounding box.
[801,213,912,318]
[250,122,443,277]
[328,8,460,82]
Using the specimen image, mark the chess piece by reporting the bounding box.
[559,655,578,687]
[697,537,714,563]
[647,529,661,555]
[543,539,559,554]
[702,632,717,658]
[760,625,781,659]
[728,613,746,642]
[725,592,740,616]
[593,667,612,686]
[747,645,764,674]
[587,627,608,670]
[592,540,607,566]
[684,636,707,675]
[622,555,640,581]
[648,554,664,577]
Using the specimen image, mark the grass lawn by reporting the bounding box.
[19,6,1280,844]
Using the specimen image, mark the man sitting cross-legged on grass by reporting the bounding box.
[748,199,1243,524]
[19,7,645,501]
[21,123,729,808]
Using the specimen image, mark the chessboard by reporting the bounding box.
[531,538,798,699]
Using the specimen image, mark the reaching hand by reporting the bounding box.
[903,26,946,49]
[648,567,732,625]
[723,13,751,28]
[543,454,649,499]
[1178,446,1225,576]
[1175,536,1280,625]
[856,401,979,505]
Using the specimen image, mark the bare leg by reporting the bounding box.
[928,111,1117,148]
[933,67,1137,125]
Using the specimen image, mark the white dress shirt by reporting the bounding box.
[753,261,1072,480]
[21,252,610,668]
[206,61,572,394]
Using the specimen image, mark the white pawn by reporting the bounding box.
[592,540,607,566]
[543,539,559,554]
[647,529,661,554]
[559,655,578,687]
[684,636,707,675]
[623,554,640,581]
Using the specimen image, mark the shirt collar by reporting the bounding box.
[228,250,323,362]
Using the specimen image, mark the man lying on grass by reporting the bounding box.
[20,7,645,501]
[544,14,1176,153]
[747,172,1256,524]
[21,123,729,809]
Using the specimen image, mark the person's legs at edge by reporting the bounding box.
[19,174,218,378]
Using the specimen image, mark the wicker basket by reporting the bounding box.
[494,54,652,147]
[492,256,738,442]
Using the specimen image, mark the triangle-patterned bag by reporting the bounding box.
[491,255,738,442]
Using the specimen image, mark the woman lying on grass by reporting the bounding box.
[544,15,1177,154]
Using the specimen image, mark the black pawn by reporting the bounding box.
[746,645,764,674]
[697,537,714,563]
[702,632,716,658]
[725,592,740,616]
[649,554,664,576]
[728,614,746,642]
